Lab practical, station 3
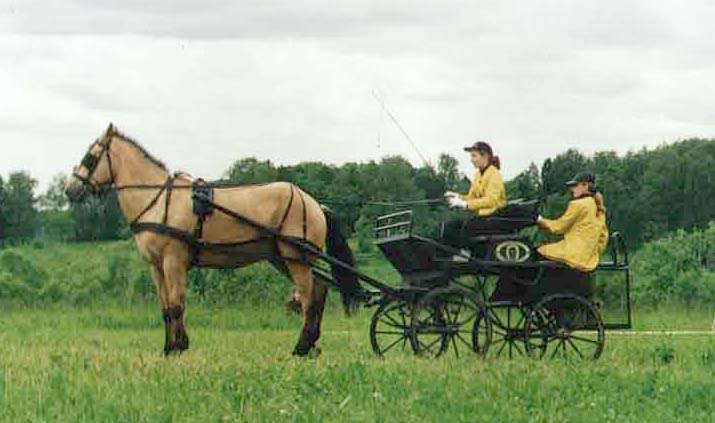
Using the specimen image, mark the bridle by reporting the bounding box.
[72,133,171,225]
[73,135,116,193]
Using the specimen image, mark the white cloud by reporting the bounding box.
[1,1,715,192]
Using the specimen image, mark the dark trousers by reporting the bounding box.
[441,215,512,249]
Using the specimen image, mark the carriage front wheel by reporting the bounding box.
[524,294,605,360]
[369,299,414,356]
[411,287,491,358]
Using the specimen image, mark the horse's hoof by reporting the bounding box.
[292,346,310,357]
[307,346,322,359]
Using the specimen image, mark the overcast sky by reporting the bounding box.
[2,0,715,191]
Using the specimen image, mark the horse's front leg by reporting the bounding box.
[149,265,172,355]
[163,250,190,354]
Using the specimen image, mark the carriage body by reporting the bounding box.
[368,207,632,359]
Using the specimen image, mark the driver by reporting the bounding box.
[442,141,507,258]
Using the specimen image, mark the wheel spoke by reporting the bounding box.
[549,339,562,359]
[497,339,508,356]
[570,334,601,344]
[566,337,585,359]
[383,312,401,328]
[380,336,404,355]
[455,332,472,349]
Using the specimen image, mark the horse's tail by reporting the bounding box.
[322,206,362,315]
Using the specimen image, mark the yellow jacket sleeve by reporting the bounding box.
[540,201,583,235]
[597,220,609,254]
[467,171,504,212]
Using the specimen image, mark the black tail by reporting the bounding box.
[322,206,362,315]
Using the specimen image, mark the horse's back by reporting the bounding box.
[201,182,326,249]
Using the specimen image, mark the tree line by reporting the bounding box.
[2,138,715,249]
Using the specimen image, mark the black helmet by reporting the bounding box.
[565,171,596,187]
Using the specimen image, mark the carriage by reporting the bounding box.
[192,193,633,361]
[358,203,633,360]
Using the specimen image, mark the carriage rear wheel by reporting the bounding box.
[412,287,491,358]
[524,294,605,360]
[475,302,532,358]
[369,299,414,356]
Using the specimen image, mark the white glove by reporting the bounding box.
[448,196,467,209]
[443,191,459,199]
[536,215,544,224]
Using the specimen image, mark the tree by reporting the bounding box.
[2,172,38,242]
[224,158,279,184]
[38,174,69,212]
[541,149,590,195]
[37,174,74,242]
[0,175,6,242]
[70,192,126,241]
[507,163,541,201]
[437,154,461,191]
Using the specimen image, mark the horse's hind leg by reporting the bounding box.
[287,261,327,356]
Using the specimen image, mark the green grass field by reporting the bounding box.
[2,241,715,421]
[1,304,715,422]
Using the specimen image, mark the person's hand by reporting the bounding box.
[443,191,459,199]
[448,197,467,209]
[536,215,544,225]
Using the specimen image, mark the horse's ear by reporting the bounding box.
[106,123,115,135]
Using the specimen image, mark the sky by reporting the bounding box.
[2,0,715,191]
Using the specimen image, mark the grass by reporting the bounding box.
[1,241,715,421]
[0,304,715,422]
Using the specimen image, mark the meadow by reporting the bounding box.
[1,242,715,422]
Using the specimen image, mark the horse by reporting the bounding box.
[65,124,361,356]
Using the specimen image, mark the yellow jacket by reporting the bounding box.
[459,165,507,217]
[537,196,609,272]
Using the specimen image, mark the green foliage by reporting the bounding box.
[224,157,280,184]
[69,191,127,242]
[1,171,38,243]
[632,222,715,306]
[506,162,541,201]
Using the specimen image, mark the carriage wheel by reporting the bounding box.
[524,294,605,360]
[412,287,490,358]
[476,302,532,358]
[369,299,414,357]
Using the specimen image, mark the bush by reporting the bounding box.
[632,222,715,306]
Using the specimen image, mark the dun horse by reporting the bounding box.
[65,124,361,356]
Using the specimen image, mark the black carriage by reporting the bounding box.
[189,186,631,360]
[367,204,632,360]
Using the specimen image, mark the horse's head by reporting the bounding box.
[65,123,118,202]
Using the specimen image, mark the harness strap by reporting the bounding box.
[277,184,296,231]
[130,176,172,226]
[163,175,175,225]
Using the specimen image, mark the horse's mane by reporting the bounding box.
[112,129,168,171]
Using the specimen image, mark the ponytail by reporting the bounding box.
[593,191,606,216]
[473,141,501,170]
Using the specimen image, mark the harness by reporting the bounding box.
[75,135,317,268]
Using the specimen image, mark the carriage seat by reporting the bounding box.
[458,200,538,261]
[464,200,538,238]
